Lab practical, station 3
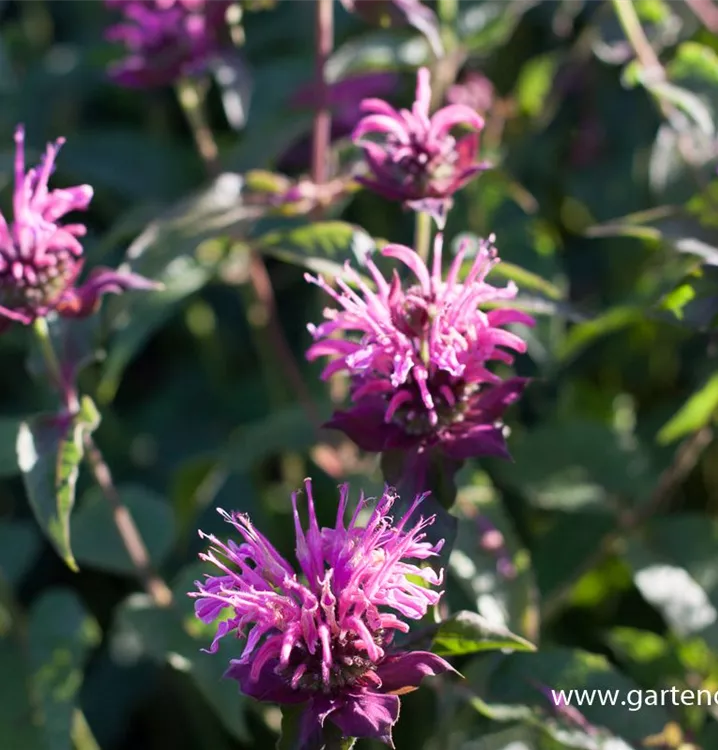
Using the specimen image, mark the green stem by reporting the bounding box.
[438,0,458,25]
[176,78,221,176]
[32,318,172,608]
[611,0,663,78]
[414,210,433,264]
[436,0,459,71]
[32,317,62,387]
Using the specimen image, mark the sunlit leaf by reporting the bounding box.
[657,372,718,444]
[28,590,100,750]
[99,173,266,403]
[111,591,249,742]
[432,611,535,656]
[17,397,101,572]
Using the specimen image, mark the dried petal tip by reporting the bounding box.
[352,67,489,209]
[192,481,454,746]
[0,125,159,332]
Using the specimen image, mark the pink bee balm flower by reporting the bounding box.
[0,126,157,333]
[192,480,454,747]
[104,0,232,88]
[446,71,495,116]
[352,67,489,209]
[306,232,534,464]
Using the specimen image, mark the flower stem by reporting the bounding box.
[83,433,174,607]
[176,78,221,175]
[32,317,62,387]
[438,0,458,24]
[311,0,334,188]
[610,0,664,80]
[32,318,173,607]
[414,210,433,263]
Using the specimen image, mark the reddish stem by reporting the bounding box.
[311,0,334,187]
[84,434,173,607]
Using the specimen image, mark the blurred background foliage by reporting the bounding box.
[1,0,718,749]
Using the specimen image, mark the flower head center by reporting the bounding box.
[280,629,383,695]
[0,244,76,312]
[386,133,459,193]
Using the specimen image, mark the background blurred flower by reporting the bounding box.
[352,67,489,209]
[104,0,233,88]
[0,126,158,332]
[192,480,453,747]
[446,71,495,116]
[306,232,534,465]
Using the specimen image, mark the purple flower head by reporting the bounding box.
[0,126,157,333]
[340,0,443,59]
[104,0,232,88]
[352,67,490,209]
[192,480,454,747]
[306,232,534,465]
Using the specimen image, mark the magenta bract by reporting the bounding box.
[0,126,156,333]
[192,480,454,747]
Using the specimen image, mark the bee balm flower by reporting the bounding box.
[192,480,454,747]
[352,67,489,210]
[104,0,232,88]
[0,126,156,332]
[306,232,533,465]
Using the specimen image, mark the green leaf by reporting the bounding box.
[432,611,535,656]
[26,316,100,388]
[488,261,563,301]
[515,54,559,118]
[59,130,198,201]
[644,81,715,136]
[496,420,655,504]
[326,30,431,81]
[17,397,101,572]
[468,647,670,745]
[668,41,718,86]
[276,705,306,750]
[222,404,328,473]
[112,592,249,742]
[0,634,43,750]
[458,0,533,52]
[0,416,21,477]
[0,521,42,585]
[450,479,538,641]
[657,372,718,444]
[28,590,100,750]
[72,483,175,575]
[255,220,375,281]
[559,307,643,361]
[99,173,266,403]
[625,514,718,650]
